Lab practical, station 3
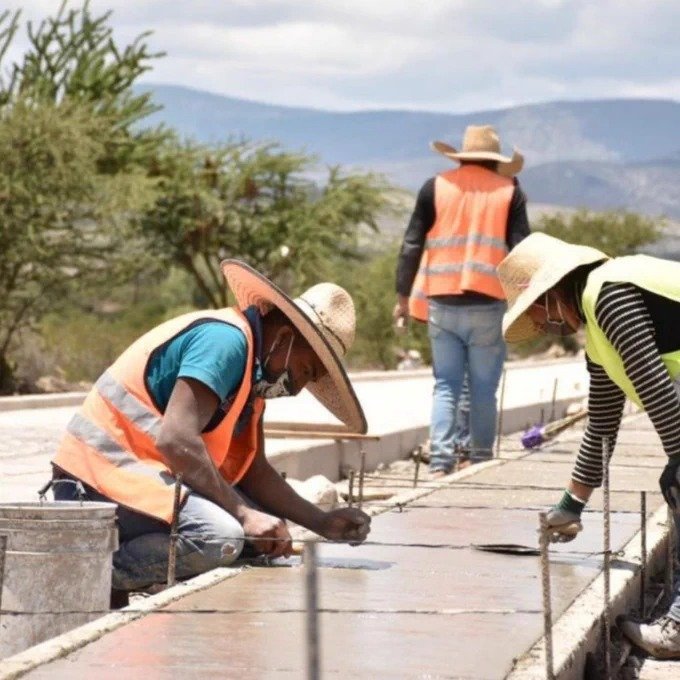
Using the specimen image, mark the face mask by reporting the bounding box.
[252,333,295,399]
[542,297,577,337]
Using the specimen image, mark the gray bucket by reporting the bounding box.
[0,501,118,659]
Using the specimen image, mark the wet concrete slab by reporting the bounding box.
[24,500,649,679]
[20,412,668,680]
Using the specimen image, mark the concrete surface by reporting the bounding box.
[9,412,668,680]
[639,659,680,678]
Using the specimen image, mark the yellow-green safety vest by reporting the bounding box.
[582,255,680,407]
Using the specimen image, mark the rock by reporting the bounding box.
[287,475,338,511]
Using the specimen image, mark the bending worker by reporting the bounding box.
[394,125,529,475]
[498,232,680,660]
[51,260,371,598]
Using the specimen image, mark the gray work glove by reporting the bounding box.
[544,507,583,543]
[542,490,586,543]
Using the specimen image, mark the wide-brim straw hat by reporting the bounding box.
[498,233,609,343]
[221,260,367,434]
[431,124,524,177]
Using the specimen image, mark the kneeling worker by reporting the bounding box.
[51,260,371,595]
[498,232,680,660]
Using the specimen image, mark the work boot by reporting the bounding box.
[621,615,680,659]
[110,588,130,610]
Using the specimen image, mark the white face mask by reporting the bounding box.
[252,332,295,399]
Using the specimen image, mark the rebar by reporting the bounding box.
[549,377,559,422]
[413,447,421,489]
[665,506,674,603]
[602,437,612,680]
[640,491,647,617]
[358,448,366,510]
[0,534,7,622]
[167,474,183,587]
[347,470,355,508]
[495,368,507,457]
[538,512,555,680]
[304,541,321,680]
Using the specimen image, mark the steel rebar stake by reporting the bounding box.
[549,377,559,422]
[640,491,647,617]
[167,474,183,587]
[665,506,674,602]
[358,448,367,510]
[538,512,555,680]
[0,534,7,621]
[413,447,421,488]
[347,470,355,508]
[602,437,612,680]
[304,541,321,680]
[495,368,507,457]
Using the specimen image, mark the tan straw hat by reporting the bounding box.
[498,233,608,343]
[221,260,367,434]
[431,125,524,177]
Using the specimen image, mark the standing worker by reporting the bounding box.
[51,260,371,600]
[394,125,530,475]
[498,232,680,659]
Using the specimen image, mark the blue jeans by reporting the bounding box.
[54,481,244,591]
[454,374,471,455]
[428,299,507,471]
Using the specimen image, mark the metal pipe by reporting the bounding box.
[167,474,183,587]
[538,512,555,680]
[495,368,507,457]
[347,470,355,508]
[358,448,367,510]
[413,447,421,489]
[304,541,321,680]
[602,436,612,680]
[640,491,647,617]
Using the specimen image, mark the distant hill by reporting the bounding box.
[138,84,680,217]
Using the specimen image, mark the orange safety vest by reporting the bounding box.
[53,308,264,523]
[408,165,513,322]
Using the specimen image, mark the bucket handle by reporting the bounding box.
[37,479,87,505]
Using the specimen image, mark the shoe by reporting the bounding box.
[429,468,450,479]
[621,615,680,659]
[110,589,130,610]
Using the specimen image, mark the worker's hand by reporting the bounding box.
[241,509,292,558]
[318,507,371,545]
[392,295,409,323]
[543,506,583,543]
[659,454,680,509]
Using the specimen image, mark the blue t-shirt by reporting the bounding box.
[146,321,248,412]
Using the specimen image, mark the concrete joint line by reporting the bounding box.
[507,503,671,680]
[0,566,245,680]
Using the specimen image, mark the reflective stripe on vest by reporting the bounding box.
[583,256,680,407]
[54,308,262,522]
[408,165,513,322]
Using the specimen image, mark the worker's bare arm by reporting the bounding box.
[156,377,252,521]
[239,420,371,545]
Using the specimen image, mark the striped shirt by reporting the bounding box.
[572,282,680,487]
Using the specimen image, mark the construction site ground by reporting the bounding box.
[6,411,674,680]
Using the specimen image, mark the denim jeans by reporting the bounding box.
[54,481,244,591]
[427,298,507,471]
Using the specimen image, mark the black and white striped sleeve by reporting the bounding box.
[572,359,625,487]
[572,282,680,487]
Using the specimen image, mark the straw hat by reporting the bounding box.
[498,233,608,343]
[431,125,524,177]
[221,260,367,434]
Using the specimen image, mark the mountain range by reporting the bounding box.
[139,84,680,221]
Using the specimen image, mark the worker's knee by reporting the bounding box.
[179,494,245,567]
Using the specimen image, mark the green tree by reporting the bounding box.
[536,209,663,256]
[0,2,164,391]
[139,140,389,306]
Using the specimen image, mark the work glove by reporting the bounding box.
[543,490,585,543]
[659,454,680,509]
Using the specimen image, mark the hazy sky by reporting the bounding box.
[5,1,680,112]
